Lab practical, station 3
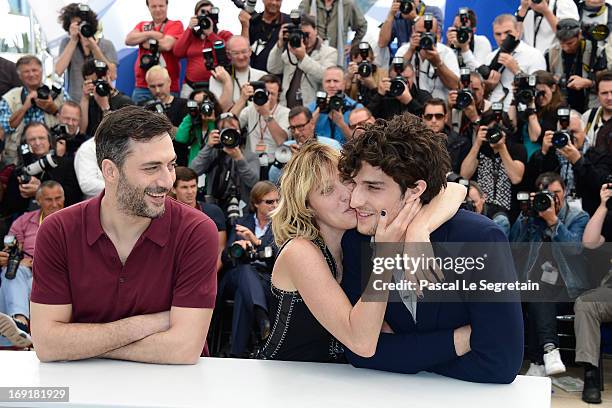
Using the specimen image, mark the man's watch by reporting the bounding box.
[263,115,274,123]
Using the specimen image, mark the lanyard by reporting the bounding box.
[233,69,251,93]
[532,0,557,49]
[258,104,277,143]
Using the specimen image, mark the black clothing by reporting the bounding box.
[367,84,431,119]
[85,91,134,136]
[0,57,21,97]
[258,238,345,362]
[248,12,290,73]
[446,128,472,174]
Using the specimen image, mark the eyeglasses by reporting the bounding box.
[262,199,279,205]
[289,121,309,132]
[230,50,250,56]
[349,119,372,130]
[423,113,445,120]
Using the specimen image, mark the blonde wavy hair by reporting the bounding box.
[271,142,340,247]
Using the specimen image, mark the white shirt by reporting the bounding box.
[521,0,579,54]
[460,34,494,71]
[239,103,290,162]
[209,67,267,105]
[395,42,460,100]
[74,137,104,199]
[485,41,547,111]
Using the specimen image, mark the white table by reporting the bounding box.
[0,351,551,408]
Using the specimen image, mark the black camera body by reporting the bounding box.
[357,42,376,77]
[36,85,51,100]
[228,241,273,264]
[514,73,537,105]
[92,60,111,97]
[250,81,269,106]
[193,7,219,36]
[419,15,436,51]
[50,124,69,142]
[399,0,414,15]
[518,190,554,216]
[455,68,474,110]
[285,11,306,49]
[78,4,95,38]
[328,92,346,112]
[217,128,243,149]
[476,34,520,80]
[456,8,471,44]
[140,39,160,71]
[552,107,573,149]
[3,235,23,280]
[144,100,166,114]
[485,102,505,145]
[202,48,215,71]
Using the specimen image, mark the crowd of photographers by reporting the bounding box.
[0,0,612,402]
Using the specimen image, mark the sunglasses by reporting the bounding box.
[423,113,445,120]
[262,199,279,205]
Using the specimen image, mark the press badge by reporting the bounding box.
[540,261,559,285]
[255,142,267,153]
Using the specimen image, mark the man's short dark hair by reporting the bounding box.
[16,55,42,70]
[456,8,477,28]
[58,3,99,34]
[300,13,316,29]
[423,98,448,115]
[174,166,198,187]
[95,106,173,170]
[535,172,565,191]
[260,74,282,92]
[338,113,450,203]
[289,106,313,122]
[82,59,99,79]
[596,70,612,93]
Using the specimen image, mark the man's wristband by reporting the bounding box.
[263,115,274,123]
[516,14,526,22]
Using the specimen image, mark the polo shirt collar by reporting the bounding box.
[86,191,172,247]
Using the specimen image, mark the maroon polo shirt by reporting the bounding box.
[31,192,218,356]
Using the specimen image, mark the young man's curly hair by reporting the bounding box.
[58,3,99,34]
[338,113,450,204]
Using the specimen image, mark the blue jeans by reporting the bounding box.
[0,265,32,347]
[492,213,511,238]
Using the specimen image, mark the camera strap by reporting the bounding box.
[532,0,557,49]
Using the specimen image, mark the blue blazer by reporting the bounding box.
[341,210,524,384]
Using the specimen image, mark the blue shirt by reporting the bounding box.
[307,96,362,144]
[391,4,444,47]
[0,87,69,135]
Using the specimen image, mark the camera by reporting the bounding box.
[485,102,505,144]
[250,81,269,106]
[213,40,231,72]
[202,48,215,71]
[582,23,610,42]
[201,99,215,116]
[328,92,346,112]
[14,144,59,184]
[228,241,273,263]
[388,57,407,97]
[187,100,200,117]
[476,34,520,80]
[193,7,219,36]
[357,42,375,77]
[316,91,329,112]
[456,8,471,44]
[144,100,166,114]
[517,191,554,216]
[92,60,111,97]
[50,124,69,141]
[273,145,292,169]
[285,10,306,48]
[78,4,95,38]
[36,85,51,100]
[455,68,474,110]
[139,39,160,71]
[231,0,257,15]
[514,73,537,105]
[218,128,242,149]
[399,0,414,15]
[552,107,573,149]
[226,189,242,226]
[3,235,23,280]
[419,14,436,51]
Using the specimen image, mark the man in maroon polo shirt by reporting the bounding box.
[30,106,218,364]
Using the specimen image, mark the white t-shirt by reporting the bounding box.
[461,34,494,71]
[395,42,460,100]
[239,103,290,161]
[485,41,547,111]
[209,67,267,105]
[521,0,579,54]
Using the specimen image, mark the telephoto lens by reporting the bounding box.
[220,128,242,149]
[357,42,373,77]
[36,85,51,100]
[200,100,215,116]
[250,81,269,106]
[533,191,553,212]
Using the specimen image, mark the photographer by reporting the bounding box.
[298,0,367,57]
[516,0,579,55]
[460,107,527,235]
[218,181,278,356]
[308,66,362,144]
[0,181,64,349]
[577,0,612,42]
[583,70,612,149]
[124,0,183,104]
[54,101,88,159]
[378,0,443,59]
[423,98,471,174]
[238,0,290,73]
[54,3,118,102]
[347,107,375,138]
[2,123,82,217]
[79,59,133,137]
[142,66,188,127]
[0,56,66,166]
[173,0,233,98]
[368,60,431,119]
[546,19,610,113]
[510,172,589,377]
[189,112,260,211]
[397,13,460,100]
[230,74,290,163]
[448,70,491,135]
[345,42,386,104]
[467,180,487,215]
[267,13,337,108]
[446,8,492,70]
[175,89,222,165]
[209,36,267,112]
[172,166,227,273]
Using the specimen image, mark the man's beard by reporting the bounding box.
[116,171,168,219]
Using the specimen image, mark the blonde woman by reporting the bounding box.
[258,142,465,362]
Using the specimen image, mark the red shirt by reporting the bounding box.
[173,28,233,83]
[133,20,184,92]
[31,193,218,355]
